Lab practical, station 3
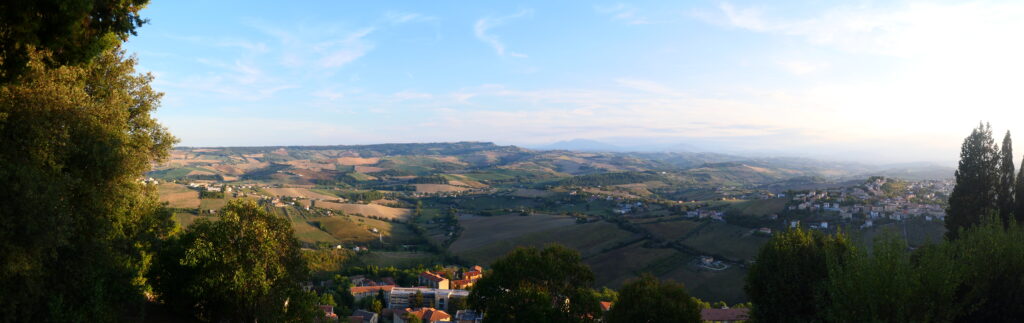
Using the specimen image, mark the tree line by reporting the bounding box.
[946,122,1024,238]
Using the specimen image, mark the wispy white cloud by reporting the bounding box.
[710,1,1024,58]
[383,11,436,24]
[474,9,533,58]
[595,3,651,25]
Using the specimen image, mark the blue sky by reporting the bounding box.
[125,0,1024,163]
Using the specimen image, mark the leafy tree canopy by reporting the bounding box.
[0,0,150,82]
[469,244,601,323]
[0,46,174,321]
[151,199,317,322]
[606,274,700,323]
[745,228,853,323]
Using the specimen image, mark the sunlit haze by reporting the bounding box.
[125,0,1024,164]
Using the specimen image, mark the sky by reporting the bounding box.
[124,0,1024,164]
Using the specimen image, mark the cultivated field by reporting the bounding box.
[636,219,704,242]
[290,218,341,244]
[509,188,555,198]
[413,184,470,193]
[336,157,380,165]
[449,214,640,265]
[726,198,788,216]
[584,241,680,287]
[316,202,412,220]
[264,187,342,201]
[157,183,200,208]
[680,222,768,261]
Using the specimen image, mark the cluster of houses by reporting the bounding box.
[786,179,950,224]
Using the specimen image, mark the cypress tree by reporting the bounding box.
[998,131,1016,225]
[946,122,999,240]
[1016,154,1024,223]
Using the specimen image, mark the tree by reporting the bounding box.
[150,200,317,322]
[605,274,701,323]
[1015,153,1024,223]
[448,296,467,314]
[469,244,601,323]
[822,233,962,322]
[998,131,1016,225]
[403,312,423,323]
[0,47,175,321]
[370,299,383,314]
[946,122,1000,239]
[745,228,853,322]
[412,290,425,308]
[0,0,150,82]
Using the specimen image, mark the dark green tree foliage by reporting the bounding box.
[0,48,175,321]
[605,274,701,323]
[469,245,601,323]
[412,290,425,308]
[1015,153,1024,223]
[820,219,1024,322]
[151,200,317,322]
[823,234,962,322]
[998,131,1016,225]
[0,0,150,82]
[946,122,999,239]
[745,228,853,323]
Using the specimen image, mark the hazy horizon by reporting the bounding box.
[125,0,1024,164]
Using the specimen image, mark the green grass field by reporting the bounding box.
[449,214,640,266]
[199,198,228,211]
[291,218,341,244]
[660,262,749,305]
[584,241,681,288]
[680,222,768,261]
[356,251,443,267]
[312,215,424,246]
[636,219,704,242]
[726,198,788,216]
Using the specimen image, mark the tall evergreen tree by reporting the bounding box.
[946,122,1000,239]
[1017,155,1024,223]
[998,131,1016,225]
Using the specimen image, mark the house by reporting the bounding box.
[349,309,378,323]
[318,305,339,322]
[701,308,749,323]
[454,310,484,323]
[350,285,395,302]
[600,301,613,312]
[419,271,450,290]
[394,307,451,323]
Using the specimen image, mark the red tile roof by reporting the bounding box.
[600,301,613,312]
[700,308,750,321]
[420,271,447,282]
[349,285,394,294]
[404,307,451,322]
